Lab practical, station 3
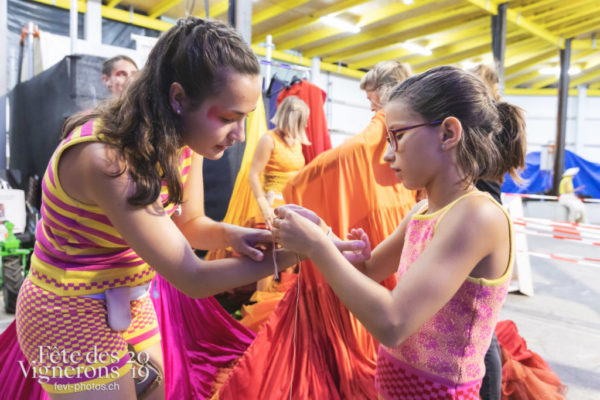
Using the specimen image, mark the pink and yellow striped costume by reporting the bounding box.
[15,119,192,394]
[375,192,514,400]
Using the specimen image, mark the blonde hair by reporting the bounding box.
[470,64,501,101]
[271,96,311,145]
[359,61,412,104]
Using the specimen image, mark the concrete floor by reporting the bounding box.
[1,202,598,399]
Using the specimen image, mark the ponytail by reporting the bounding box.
[493,102,526,182]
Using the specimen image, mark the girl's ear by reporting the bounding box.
[439,116,462,151]
[169,82,187,115]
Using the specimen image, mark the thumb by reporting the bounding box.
[239,244,265,262]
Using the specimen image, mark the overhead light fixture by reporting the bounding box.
[319,15,361,33]
[400,42,432,56]
[402,0,414,4]
[539,66,582,76]
[461,60,478,70]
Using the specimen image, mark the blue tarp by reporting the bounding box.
[502,150,600,199]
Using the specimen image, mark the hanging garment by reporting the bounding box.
[215,110,417,399]
[277,79,331,164]
[264,76,286,131]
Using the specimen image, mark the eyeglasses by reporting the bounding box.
[386,120,443,151]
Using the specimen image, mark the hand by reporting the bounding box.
[340,228,371,263]
[276,204,325,229]
[225,225,273,261]
[257,196,275,229]
[272,207,326,257]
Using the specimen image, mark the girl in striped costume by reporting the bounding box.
[273,66,527,399]
[15,17,300,399]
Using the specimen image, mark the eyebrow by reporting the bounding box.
[230,106,257,116]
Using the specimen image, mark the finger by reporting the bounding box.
[246,229,273,243]
[274,206,288,218]
[239,245,265,262]
[336,239,366,252]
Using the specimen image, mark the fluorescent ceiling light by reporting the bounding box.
[401,42,432,56]
[402,0,414,4]
[539,66,582,76]
[461,60,478,70]
[319,16,361,33]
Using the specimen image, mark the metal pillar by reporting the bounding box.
[70,0,78,54]
[85,0,102,46]
[1,0,7,168]
[552,38,572,195]
[491,3,507,94]
[575,85,586,156]
[0,0,7,95]
[228,0,252,44]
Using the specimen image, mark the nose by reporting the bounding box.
[230,119,246,143]
[383,142,395,163]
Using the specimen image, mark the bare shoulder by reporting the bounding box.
[59,141,130,204]
[258,132,275,148]
[441,194,509,240]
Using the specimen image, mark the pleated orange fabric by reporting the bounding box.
[496,320,567,400]
[216,110,416,399]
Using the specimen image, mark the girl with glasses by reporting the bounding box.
[272,65,526,399]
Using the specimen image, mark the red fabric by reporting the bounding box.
[495,320,566,400]
[277,80,331,164]
[216,111,416,399]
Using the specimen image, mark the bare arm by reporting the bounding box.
[248,133,275,227]
[63,143,294,298]
[172,152,272,260]
[274,197,509,347]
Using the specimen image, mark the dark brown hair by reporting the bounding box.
[63,17,260,206]
[388,66,526,183]
[102,55,138,76]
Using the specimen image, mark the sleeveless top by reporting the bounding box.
[381,192,513,387]
[29,119,193,296]
[262,130,305,195]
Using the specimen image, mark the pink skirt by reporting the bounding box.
[375,346,482,400]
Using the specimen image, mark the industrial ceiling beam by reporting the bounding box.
[528,0,592,21]
[557,17,600,39]
[570,68,600,88]
[505,70,541,87]
[251,44,364,79]
[326,18,489,68]
[252,0,310,25]
[527,51,599,88]
[276,0,436,51]
[466,0,564,48]
[148,0,182,19]
[313,4,477,60]
[505,48,557,75]
[252,0,369,44]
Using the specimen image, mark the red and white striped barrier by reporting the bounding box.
[513,218,600,246]
[503,193,600,204]
[519,250,600,268]
[513,228,600,246]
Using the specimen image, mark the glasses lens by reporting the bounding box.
[387,131,396,151]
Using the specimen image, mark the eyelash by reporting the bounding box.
[220,118,235,123]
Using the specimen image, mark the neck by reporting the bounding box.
[424,169,475,213]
